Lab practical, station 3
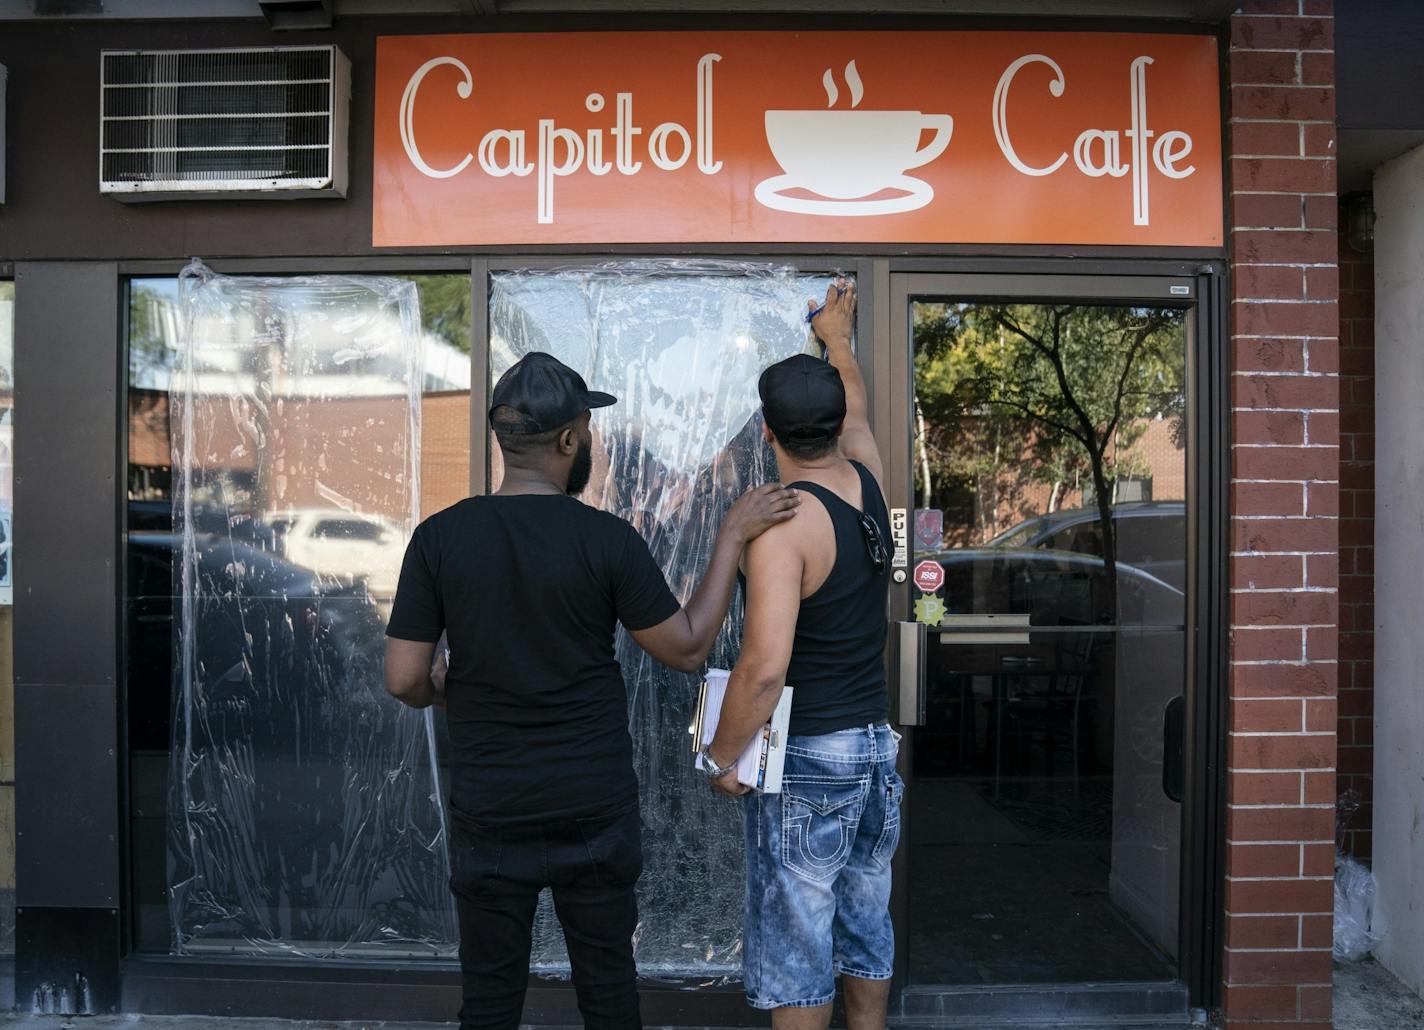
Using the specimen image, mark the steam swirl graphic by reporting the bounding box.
[822,60,864,108]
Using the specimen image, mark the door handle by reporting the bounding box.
[894,620,926,726]
[1162,694,1186,803]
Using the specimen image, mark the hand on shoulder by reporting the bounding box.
[725,483,801,544]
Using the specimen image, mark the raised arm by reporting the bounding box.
[629,483,799,673]
[810,280,883,485]
[705,524,804,794]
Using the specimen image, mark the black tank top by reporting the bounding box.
[780,460,891,736]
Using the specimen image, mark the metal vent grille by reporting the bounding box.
[100,46,349,199]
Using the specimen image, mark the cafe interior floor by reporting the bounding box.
[906,775,1178,985]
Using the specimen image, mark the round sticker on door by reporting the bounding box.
[913,559,945,593]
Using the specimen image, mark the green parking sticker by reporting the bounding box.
[913,595,946,627]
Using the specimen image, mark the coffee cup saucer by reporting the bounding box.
[754,174,934,216]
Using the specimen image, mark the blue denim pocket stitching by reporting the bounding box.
[783,745,869,763]
[870,771,905,869]
[781,775,869,882]
[782,774,870,795]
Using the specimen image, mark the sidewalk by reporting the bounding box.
[0,1021,463,1030]
[0,1021,1191,1030]
[0,1023,1168,1030]
[0,1017,1193,1029]
[1336,958,1424,1030]
[0,965,1419,1030]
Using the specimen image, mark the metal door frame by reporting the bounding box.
[876,265,1228,1024]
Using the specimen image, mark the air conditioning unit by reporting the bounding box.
[100,46,350,201]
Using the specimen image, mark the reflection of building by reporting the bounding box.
[129,389,471,520]
[419,392,473,516]
[928,415,1187,548]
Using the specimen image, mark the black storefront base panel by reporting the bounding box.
[120,958,764,1026]
[894,982,1189,1026]
[17,908,121,1015]
[120,958,1193,1026]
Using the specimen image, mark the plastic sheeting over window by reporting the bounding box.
[490,261,837,978]
[166,259,837,973]
[168,261,456,958]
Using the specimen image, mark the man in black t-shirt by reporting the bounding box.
[384,351,799,1030]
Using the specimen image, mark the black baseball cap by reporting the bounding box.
[489,352,617,433]
[758,354,846,444]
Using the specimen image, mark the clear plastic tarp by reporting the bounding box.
[490,261,835,979]
[1334,854,1381,961]
[166,258,834,976]
[168,261,456,957]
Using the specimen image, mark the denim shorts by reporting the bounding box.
[741,723,904,1010]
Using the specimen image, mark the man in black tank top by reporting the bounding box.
[702,283,902,1030]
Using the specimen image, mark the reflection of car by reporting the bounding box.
[126,531,386,751]
[128,499,173,532]
[924,546,1185,954]
[268,508,406,597]
[935,547,1184,627]
[130,499,246,537]
[985,501,1186,592]
[126,527,432,951]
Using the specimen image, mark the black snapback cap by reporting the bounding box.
[758,354,846,443]
[489,352,616,433]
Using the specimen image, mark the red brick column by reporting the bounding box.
[1225,2,1338,1027]
[1336,224,1374,863]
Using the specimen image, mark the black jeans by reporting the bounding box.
[449,803,643,1030]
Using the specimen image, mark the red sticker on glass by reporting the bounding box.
[913,559,945,593]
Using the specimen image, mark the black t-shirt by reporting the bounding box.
[386,494,681,826]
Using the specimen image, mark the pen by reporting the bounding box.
[805,283,848,324]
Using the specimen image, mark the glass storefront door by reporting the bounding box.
[886,274,1194,1017]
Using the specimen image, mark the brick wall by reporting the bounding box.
[1337,215,1375,862]
[1225,2,1338,1028]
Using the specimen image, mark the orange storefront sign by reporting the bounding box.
[372,31,1222,248]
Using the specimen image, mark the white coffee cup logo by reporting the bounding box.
[755,61,954,217]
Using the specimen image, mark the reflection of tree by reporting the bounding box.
[403,275,472,354]
[0,284,12,390]
[915,303,1185,612]
[130,284,180,385]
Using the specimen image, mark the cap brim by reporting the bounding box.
[587,391,618,409]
